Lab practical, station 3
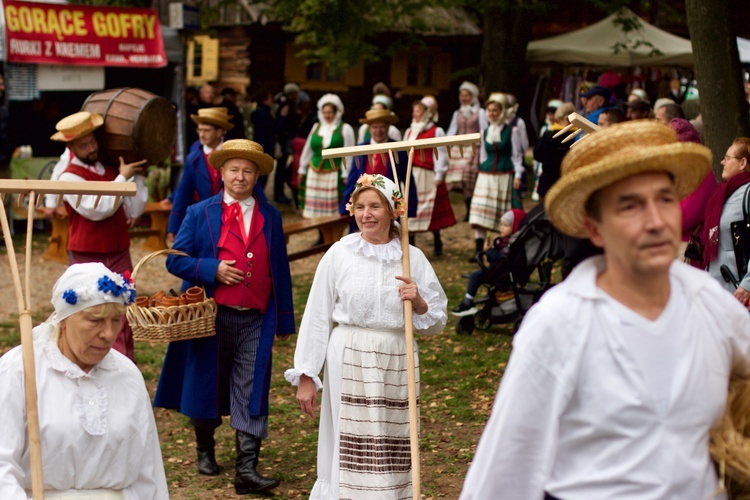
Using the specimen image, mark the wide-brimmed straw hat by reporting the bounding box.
[190,107,235,131]
[50,111,104,142]
[544,120,711,238]
[208,139,274,175]
[359,109,398,125]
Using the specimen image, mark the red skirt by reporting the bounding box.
[428,182,457,231]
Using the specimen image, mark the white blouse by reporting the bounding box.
[285,233,447,389]
[0,324,168,499]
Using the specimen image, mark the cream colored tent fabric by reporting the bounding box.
[526,9,693,67]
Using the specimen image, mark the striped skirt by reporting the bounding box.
[301,168,343,218]
[339,327,418,500]
[469,171,513,232]
[411,167,456,233]
[446,145,479,198]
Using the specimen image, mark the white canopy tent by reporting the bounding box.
[738,37,750,64]
[527,9,693,67]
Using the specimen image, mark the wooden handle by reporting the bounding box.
[131,249,188,283]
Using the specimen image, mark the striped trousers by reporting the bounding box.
[192,306,268,438]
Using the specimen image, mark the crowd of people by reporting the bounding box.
[4,72,750,499]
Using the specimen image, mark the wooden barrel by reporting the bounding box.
[81,88,176,165]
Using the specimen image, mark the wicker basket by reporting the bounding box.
[710,379,750,497]
[127,249,217,343]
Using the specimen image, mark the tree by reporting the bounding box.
[685,0,750,175]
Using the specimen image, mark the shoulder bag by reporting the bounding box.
[730,184,750,280]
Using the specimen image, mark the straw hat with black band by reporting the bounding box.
[544,120,712,239]
[50,111,104,142]
[208,139,275,176]
[359,109,398,126]
[190,107,235,131]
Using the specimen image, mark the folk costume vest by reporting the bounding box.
[412,126,438,170]
[310,123,344,173]
[479,124,514,174]
[63,164,130,253]
[457,109,481,135]
[214,200,272,312]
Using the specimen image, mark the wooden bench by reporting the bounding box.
[283,214,352,262]
[132,202,171,252]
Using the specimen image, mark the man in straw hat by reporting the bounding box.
[154,139,294,495]
[340,108,417,232]
[168,107,264,242]
[460,120,750,499]
[44,110,148,360]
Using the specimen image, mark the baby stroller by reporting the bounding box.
[455,204,564,335]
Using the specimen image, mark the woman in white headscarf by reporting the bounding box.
[403,95,456,257]
[0,263,168,499]
[446,81,488,219]
[298,94,356,220]
[467,92,526,261]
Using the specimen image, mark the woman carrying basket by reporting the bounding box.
[154,139,295,496]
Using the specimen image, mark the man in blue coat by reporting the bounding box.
[168,107,270,242]
[155,139,294,495]
[340,109,418,235]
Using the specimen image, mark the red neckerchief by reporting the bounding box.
[218,201,248,247]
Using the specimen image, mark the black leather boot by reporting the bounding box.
[433,230,443,257]
[464,197,472,222]
[235,431,280,494]
[195,426,219,476]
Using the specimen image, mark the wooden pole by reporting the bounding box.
[393,148,421,500]
[0,198,44,499]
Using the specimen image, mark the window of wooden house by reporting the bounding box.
[392,47,451,96]
[286,44,362,92]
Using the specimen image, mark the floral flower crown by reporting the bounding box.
[61,272,136,306]
[345,174,406,220]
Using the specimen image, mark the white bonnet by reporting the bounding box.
[50,263,136,324]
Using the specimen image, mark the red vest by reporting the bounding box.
[63,164,130,253]
[412,126,437,170]
[213,202,272,311]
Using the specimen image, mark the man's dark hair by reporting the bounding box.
[603,108,626,125]
[661,103,685,121]
[221,87,237,98]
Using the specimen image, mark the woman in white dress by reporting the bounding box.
[286,174,447,499]
[445,81,487,218]
[0,263,168,499]
[298,93,355,220]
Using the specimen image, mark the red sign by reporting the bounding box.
[3,0,166,68]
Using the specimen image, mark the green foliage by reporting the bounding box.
[68,0,154,8]
[610,7,665,58]
[270,0,430,75]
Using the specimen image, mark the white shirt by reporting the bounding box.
[0,324,169,499]
[56,157,148,221]
[285,233,448,389]
[460,257,750,500]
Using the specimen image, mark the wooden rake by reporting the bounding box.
[0,179,137,500]
[322,132,480,499]
[552,112,601,147]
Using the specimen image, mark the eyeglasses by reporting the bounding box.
[724,155,743,161]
